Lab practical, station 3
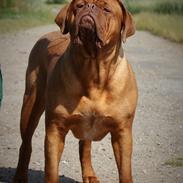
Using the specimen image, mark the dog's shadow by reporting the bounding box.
[0,167,81,183]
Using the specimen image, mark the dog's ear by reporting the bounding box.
[55,4,70,34]
[119,1,135,43]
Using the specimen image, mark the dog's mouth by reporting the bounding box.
[74,15,104,48]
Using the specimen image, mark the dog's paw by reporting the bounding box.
[83,176,100,183]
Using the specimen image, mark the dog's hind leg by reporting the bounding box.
[13,60,46,183]
[79,140,100,183]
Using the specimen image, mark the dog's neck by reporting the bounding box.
[68,41,123,92]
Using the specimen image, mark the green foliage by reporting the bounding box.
[0,0,39,10]
[164,157,183,167]
[0,0,66,33]
[0,2,63,33]
[125,2,141,14]
[154,1,183,14]
[124,0,155,14]
[0,8,55,33]
[125,0,183,15]
[46,0,67,4]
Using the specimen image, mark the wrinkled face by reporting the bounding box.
[55,0,135,49]
[70,0,123,48]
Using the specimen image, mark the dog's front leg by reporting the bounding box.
[44,121,68,183]
[79,140,100,183]
[111,127,133,183]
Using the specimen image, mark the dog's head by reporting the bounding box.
[55,0,135,48]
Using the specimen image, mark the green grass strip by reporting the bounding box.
[135,12,183,43]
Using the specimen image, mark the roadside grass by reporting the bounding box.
[134,12,183,43]
[126,0,183,43]
[1,0,183,43]
[126,0,183,14]
[164,157,183,167]
[0,3,63,33]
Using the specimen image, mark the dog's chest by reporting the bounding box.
[68,94,115,141]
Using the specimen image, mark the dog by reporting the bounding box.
[13,0,137,183]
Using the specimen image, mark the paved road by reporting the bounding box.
[0,25,183,183]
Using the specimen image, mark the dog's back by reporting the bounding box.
[29,31,70,75]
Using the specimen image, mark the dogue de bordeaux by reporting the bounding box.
[13,0,138,183]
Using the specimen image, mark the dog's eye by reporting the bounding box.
[76,3,85,9]
[103,7,111,13]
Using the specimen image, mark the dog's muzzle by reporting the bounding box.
[74,13,104,48]
[79,15,95,31]
[78,15,97,43]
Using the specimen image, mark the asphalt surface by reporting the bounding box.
[0,24,183,183]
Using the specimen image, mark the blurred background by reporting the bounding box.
[0,0,183,42]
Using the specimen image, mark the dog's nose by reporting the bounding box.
[87,3,96,10]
